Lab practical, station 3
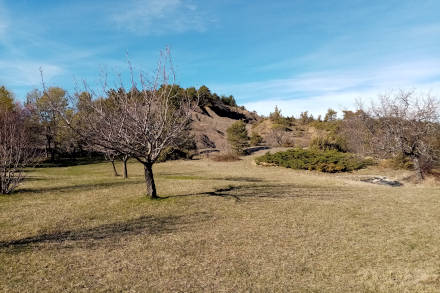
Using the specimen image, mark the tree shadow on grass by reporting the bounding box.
[222,177,263,183]
[22,176,47,182]
[207,184,349,201]
[168,183,351,202]
[16,180,144,195]
[35,157,106,168]
[0,212,211,250]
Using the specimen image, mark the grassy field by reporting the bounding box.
[1,150,440,292]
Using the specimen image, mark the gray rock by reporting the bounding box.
[361,176,402,187]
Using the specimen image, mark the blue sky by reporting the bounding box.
[1,0,440,116]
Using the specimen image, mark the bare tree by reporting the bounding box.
[0,107,37,194]
[92,145,120,177]
[45,48,198,198]
[74,91,130,178]
[264,126,294,147]
[265,127,286,146]
[340,109,374,155]
[344,90,439,181]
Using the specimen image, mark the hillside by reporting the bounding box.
[190,100,331,152]
[250,119,321,148]
[191,99,259,151]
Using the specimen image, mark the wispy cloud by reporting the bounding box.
[0,18,6,37]
[213,59,440,116]
[0,1,9,39]
[110,0,207,35]
[0,60,63,87]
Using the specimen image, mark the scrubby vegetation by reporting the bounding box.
[256,148,373,172]
[379,154,415,170]
[310,134,348,152]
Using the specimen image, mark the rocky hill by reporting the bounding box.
[187,86,324,153]
[191,98,259,152]
[190,99,323,152]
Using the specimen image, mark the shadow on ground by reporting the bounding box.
[35,157,106,168]
[207,184,349,200]
[167,183,351,202]
[245,146,270,154]
[0,212,211,250]
[222,177,263,183]
[16,180,144,194]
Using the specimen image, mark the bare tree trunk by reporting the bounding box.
[413,157,424,181]
[123,156,128,179]
[46,136,54,161]
[143,162,158,199]
[111,160,119,177]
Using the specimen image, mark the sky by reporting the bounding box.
[1,0,440,116]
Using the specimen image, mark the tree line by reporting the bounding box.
[1,49,439,195]
[2,51,199,196]
[226,91,440,180]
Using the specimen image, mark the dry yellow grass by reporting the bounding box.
[1,151,440,292]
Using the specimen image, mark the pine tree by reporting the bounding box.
[226,120,249,154]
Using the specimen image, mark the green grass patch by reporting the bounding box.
[256,148,373,172]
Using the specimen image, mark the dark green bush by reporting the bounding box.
[220,95,237,107]
[255,148,373,173]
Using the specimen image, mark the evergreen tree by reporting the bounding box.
[226,120,249,154]
[324,108,337,122]
[0,86,14,111]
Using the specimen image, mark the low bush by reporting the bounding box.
[255,148,373,172]
[310,134,348,152]
[380,154,414,170]
[310,120,340,132]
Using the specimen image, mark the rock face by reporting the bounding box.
[190,103,259,152]
[361,176,402,187]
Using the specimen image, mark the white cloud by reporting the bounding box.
[110,0,207,35]
[212,59,440,117]
[0,60,63,87]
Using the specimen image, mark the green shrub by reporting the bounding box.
[310,135,348,152]
[255,148,373,173]
[309,120,341,132]
[250,132,264,146]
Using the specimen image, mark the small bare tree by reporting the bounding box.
[74,91,130,178]
[92,145,120,177]
[45,49,198,198]
[0,107,37,194]
[344,90,439,180]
